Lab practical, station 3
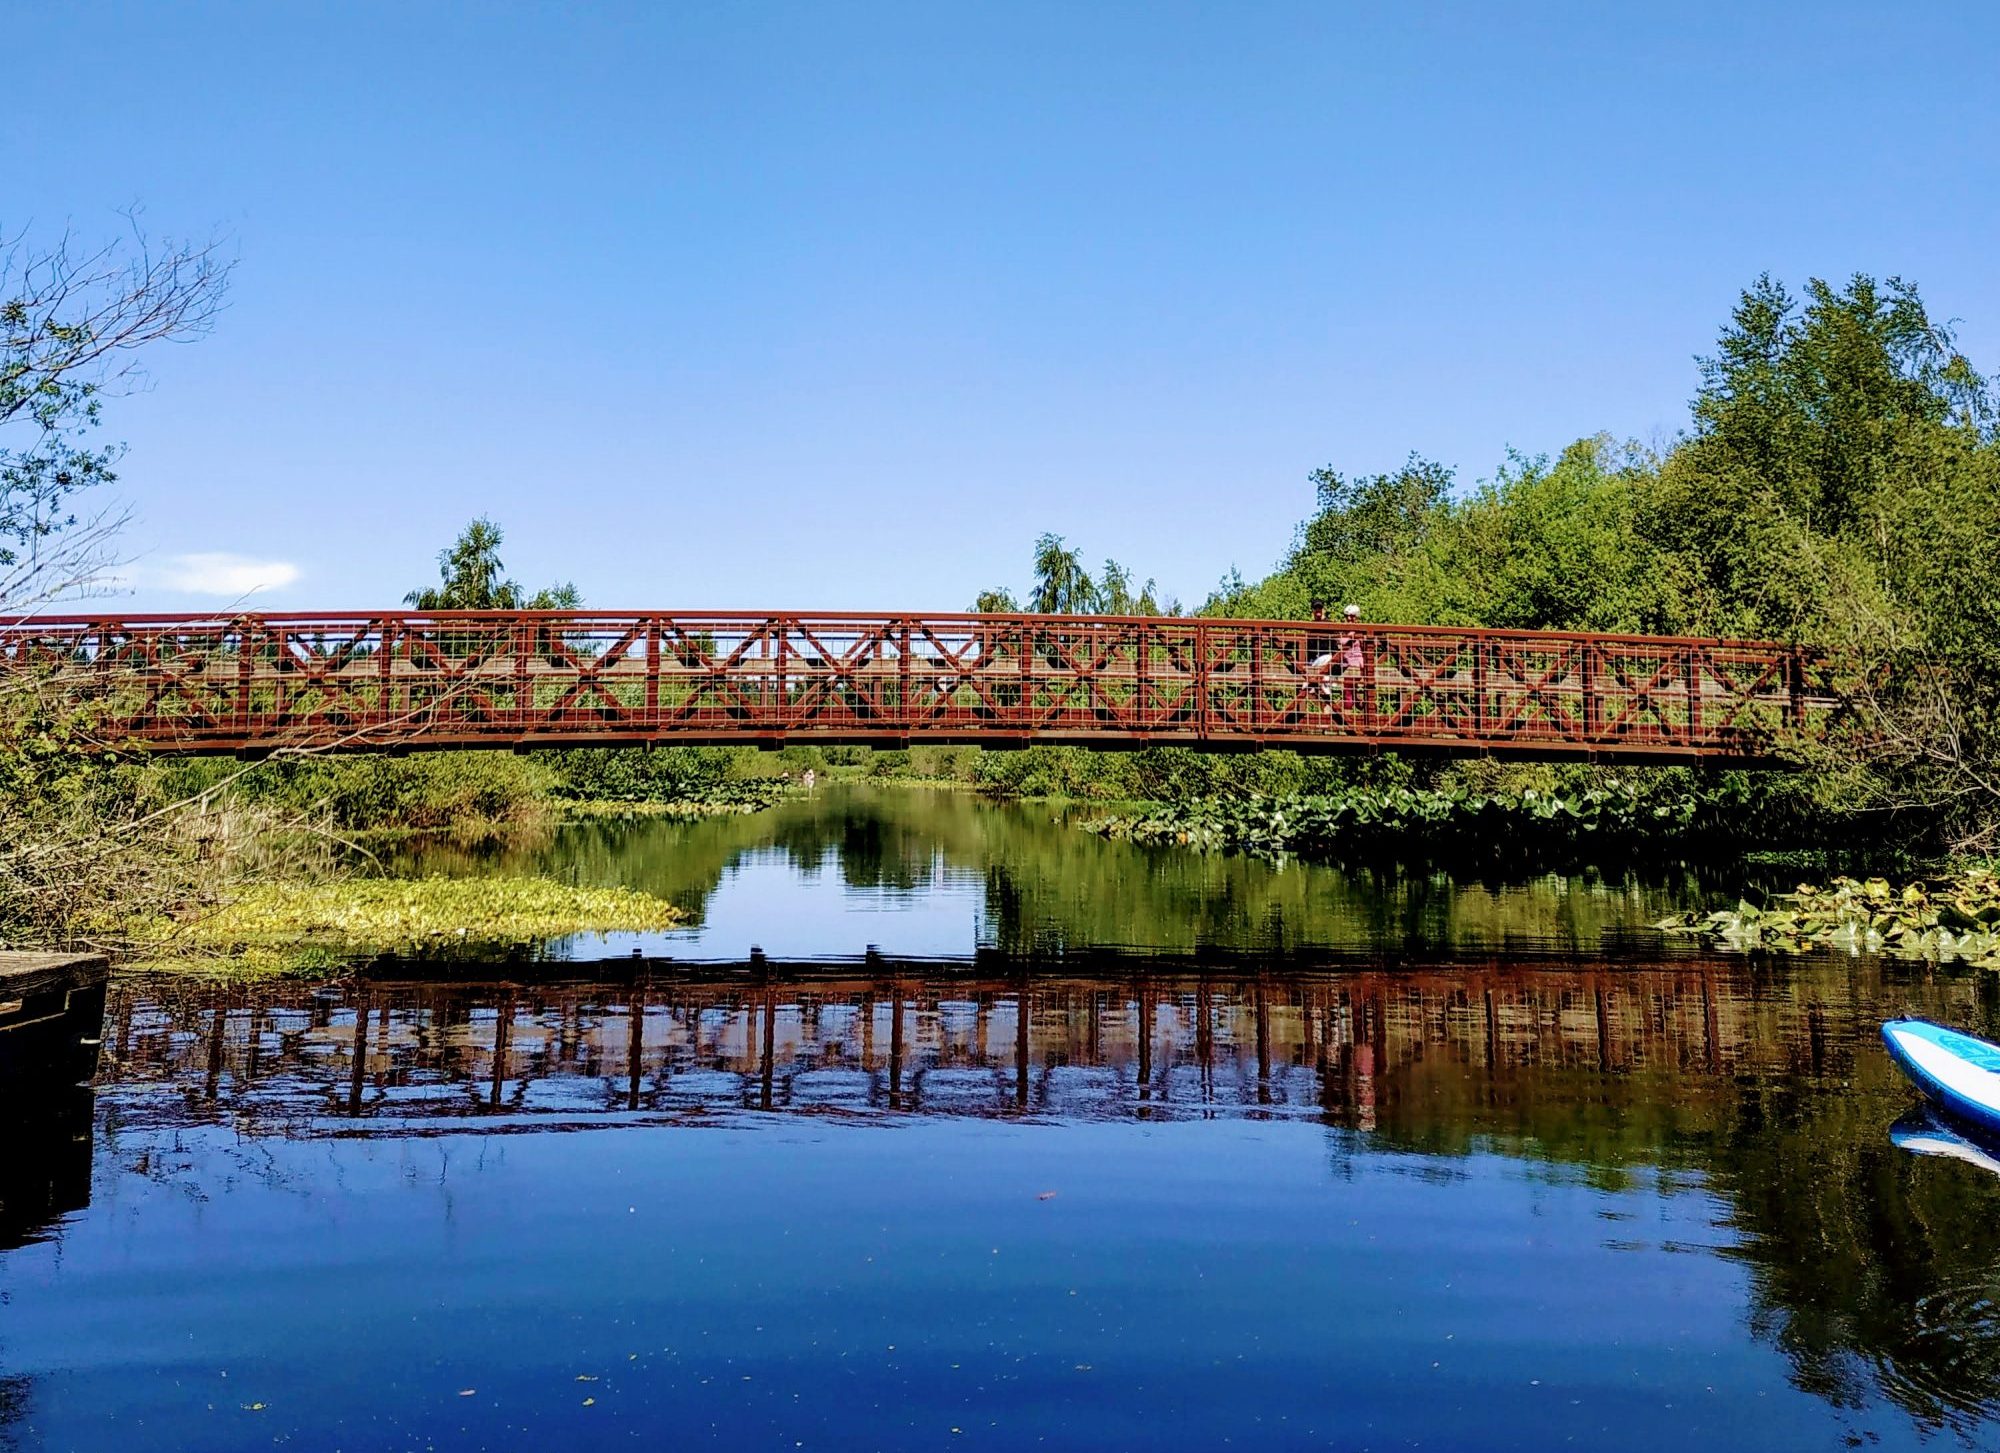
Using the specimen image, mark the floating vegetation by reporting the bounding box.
[559,797,772,822]
[1082,783,1715,857]
[552,777,789,823]
[124,875,686,974]
[1655,870,2000,969]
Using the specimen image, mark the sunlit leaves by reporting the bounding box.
[1656,869,2000,969]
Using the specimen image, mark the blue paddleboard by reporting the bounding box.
[1882,1019,2000,1139]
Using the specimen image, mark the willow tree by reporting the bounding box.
[1030,533,1097,614]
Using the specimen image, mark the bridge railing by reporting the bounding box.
[0,610,1847,761]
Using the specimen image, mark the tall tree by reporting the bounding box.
[1645,273,1994,639]
[1030,532,1097,614]
[406,517,579,610]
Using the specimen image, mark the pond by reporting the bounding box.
[5,785,2000,1451]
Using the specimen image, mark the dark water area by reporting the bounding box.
[8,788,2000,1451]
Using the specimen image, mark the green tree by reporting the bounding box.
[405,517,579,610]
[1398,439,1663,632]
[970,587,1020,613]
[1634,274,2000,843]
[1096,558,1161,616]
[1643,273,1993,638]
[1286,455,1454,615]
[1030,532,1097,614]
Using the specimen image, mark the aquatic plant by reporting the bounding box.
[126,874,685,967]
[1080,780,1719,857]
[559,797,773,821]
[1655,869,2000,968]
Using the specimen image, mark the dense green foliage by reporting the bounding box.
[843,739,1408,801]
[145,744,792,844]
[1204,274,2000,850]
[1215,277,1997,639]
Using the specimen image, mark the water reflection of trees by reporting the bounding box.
[87,953,2000,1437]
[402,785,1733,956]
[1719,1085,2000,1436]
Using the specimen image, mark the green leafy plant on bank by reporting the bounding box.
[1654,870,2000,969]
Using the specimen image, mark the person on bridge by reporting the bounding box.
[1336,604,1366,716]
[1307,602,1336,692]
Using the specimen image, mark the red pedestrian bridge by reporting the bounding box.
[0,610,1845,763]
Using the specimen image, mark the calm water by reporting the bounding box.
[7,786,2000,1451]
[395,784,1756,962]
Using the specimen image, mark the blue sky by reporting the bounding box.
[9,2,1997,612]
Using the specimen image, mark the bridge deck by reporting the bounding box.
[0,610,1844,763]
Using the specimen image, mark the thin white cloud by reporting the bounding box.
[150,552,302,596]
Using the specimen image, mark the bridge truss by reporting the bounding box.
[0,610,1844,762]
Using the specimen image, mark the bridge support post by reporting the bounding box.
[1471,636,1487,740]
[1194,623,1211,743]
[644,619,660,727]
[513,619,532,733]
[1580,642,1599,743]
[898,619,911,729]
[1684,646,1698,746]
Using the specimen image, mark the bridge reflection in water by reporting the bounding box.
[100,954,1990,1133]
[54,954,2000,1441]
